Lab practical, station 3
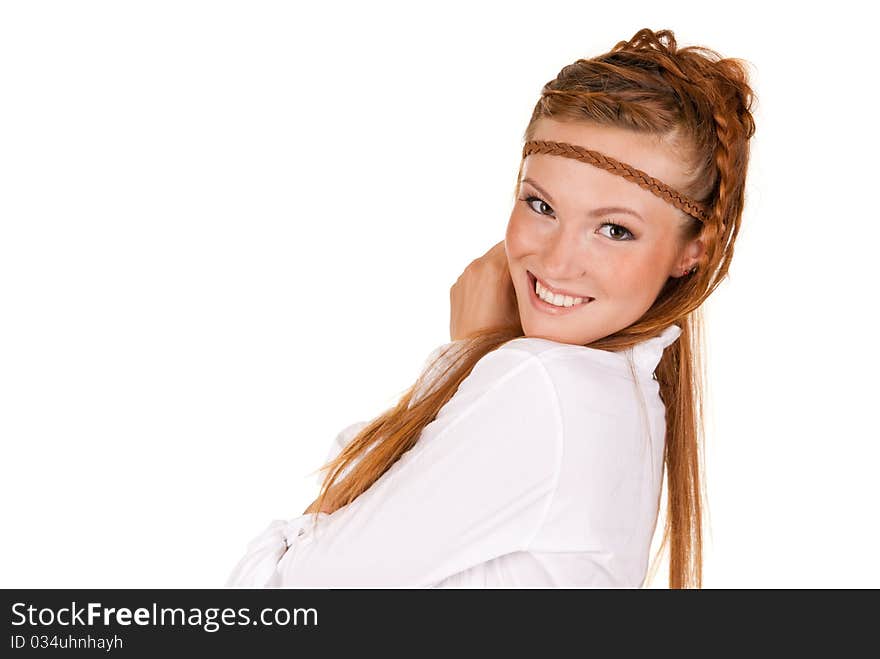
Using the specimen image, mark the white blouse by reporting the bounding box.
[225,324,682,588]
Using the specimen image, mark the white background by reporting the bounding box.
[1,0,877,588]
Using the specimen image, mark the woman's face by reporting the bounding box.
[505,118,705,345]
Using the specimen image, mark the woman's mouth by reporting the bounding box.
[526,271,594,315]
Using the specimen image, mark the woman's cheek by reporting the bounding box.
[505,211,541,254]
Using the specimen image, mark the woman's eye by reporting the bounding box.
[522,194,635,241]
[598,223,635,241]
[522,195,554,216]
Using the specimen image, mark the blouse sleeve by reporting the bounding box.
[316,420,371,488]
[272,347,564,587]
[224,419,369,588]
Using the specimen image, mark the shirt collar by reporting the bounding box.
[629,323,682,376]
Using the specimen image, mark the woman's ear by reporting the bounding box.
[672,236,706,277]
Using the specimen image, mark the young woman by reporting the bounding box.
[225,27,757,589]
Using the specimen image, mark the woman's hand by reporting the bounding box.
[449,240,522,341]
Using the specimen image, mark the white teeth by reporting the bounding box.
[535,277,587,307]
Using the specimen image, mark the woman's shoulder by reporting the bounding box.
[492,326,682,417]
[501,336,629,376]
[501,324,682,382]
[417,324,682,417]
[485,338,635,419]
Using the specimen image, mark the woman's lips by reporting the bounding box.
[526,271,594,315]
[527,271,592,300]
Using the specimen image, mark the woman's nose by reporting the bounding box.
[539,229,587,280]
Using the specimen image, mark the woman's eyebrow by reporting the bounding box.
[520,176,645,223]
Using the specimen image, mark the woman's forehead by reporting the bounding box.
[528,118,691,193]
[520,152,671,220]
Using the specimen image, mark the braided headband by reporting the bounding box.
[521,140,710,223]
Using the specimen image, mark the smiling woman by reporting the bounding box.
[505,119,710,347]
[226,27,757,590]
